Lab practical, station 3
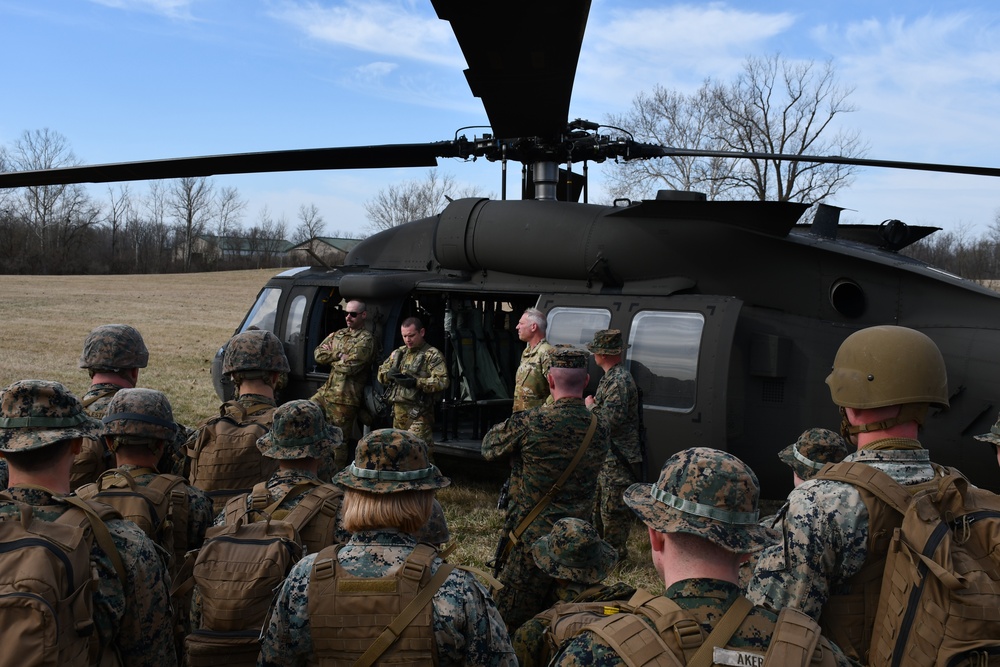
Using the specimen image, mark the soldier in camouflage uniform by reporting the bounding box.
[512,518,633,667]
[310,299,375,470]
[746,326,952,662]
[0,380,177,667]
[552,447,858,667]
[377,317,449,456]
[973,412,1000,469]
[482,346,611,631]
[258,428,516,666]
[75,323,191,485]
[513,307,555,412]
[584,329,641,562]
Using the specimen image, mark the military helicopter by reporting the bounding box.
[3,0,1000,497]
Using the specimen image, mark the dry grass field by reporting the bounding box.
[0,270,663,591]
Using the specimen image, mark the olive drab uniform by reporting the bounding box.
[513,339,554,413]
[311,325,375,460]
[377,341,449,450]
[482,348,612,631]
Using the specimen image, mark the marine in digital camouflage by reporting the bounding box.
[778,427,849,482]
[746,444,936,620]
[377,342,449,450]
[588,361,641,561]
[513,338,554,412]
[482,392,611,630]
[258,530,516,667]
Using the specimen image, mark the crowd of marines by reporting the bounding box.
[0,305,995,666]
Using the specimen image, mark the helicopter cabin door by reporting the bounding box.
[538,293,743,483]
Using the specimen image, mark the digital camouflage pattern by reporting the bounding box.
[0,485,177,667]
[78,323,149,370]
[551,579,859,667]
[222,329,290,376]
[256,399,342,461]
[778,427,849,481]
[333,428,450,494]
[624,447,777,554]
[513,338,554,412]
[973,411,1000,446]
[531,518,617,584]
[482,396,611,630]
[585,329,628,355]
[512,581,636,667]
[547,346,589,369]
[0,379,103,452]
[103,388,178,443]
[589,361,641,560]
[746,442,936,621]
[415,497,451,545]
[377,341,449,449]
[258,530,517,667]
[311,327,374,448]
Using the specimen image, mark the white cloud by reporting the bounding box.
[354,61,397,81]
[88,0,195,19]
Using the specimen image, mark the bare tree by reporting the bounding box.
[365,170,485,233]
[168,176,214,271]
[105,184,133,272]
[293,203,326,243]
[215,186,247,262]
[605,82,737,201]
[605,55,867,206]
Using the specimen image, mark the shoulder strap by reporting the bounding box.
[281,483,339,531]
[60,495,128,588]
[508,413,599,549]
[144,473,186,497]
[586,612,682,667]
[763,607,824,667]
[817,461,912,515]
[353,556,455,667]
[687,596,752,667]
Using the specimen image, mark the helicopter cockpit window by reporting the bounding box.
[627,311,703,413]
[546,307,612,347]
[239,287,281,333]
[284,295,307,347]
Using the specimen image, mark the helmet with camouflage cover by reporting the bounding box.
[102,388,178,447]
[333,428,450,494]
[826,325,949,410]
[79,324,149,371]
[256,399,342,460]
[0,380,104,452]
[624,447,778,554]
[222,329,290,376]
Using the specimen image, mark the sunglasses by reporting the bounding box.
[345,311,362,317]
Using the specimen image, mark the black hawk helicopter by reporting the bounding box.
[3,0,1000,497]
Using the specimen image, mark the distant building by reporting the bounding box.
[181,234,293,264]
[286,237,364,267]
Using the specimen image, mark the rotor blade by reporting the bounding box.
[433,0,591,140]
[0,143,458,189]
[634,145,1000,178]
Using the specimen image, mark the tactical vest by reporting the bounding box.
[77,467,191,577]
[307,543,445,666]
[221,480,344,555]
[186,400,278,513]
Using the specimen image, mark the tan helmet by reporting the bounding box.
[826,325,949,410]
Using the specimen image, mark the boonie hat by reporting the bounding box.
[624,447,778,554]
[548,345,588,369]
[778,428,849,481]
[586,329,628,355]
[0,380,104,453]
[257,399,342,460]
[973,412,1000,447]
[531,517,617,584]
[333,428,450,494]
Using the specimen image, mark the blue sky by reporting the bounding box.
[2,0,999,239]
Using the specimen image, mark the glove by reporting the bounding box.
[393,373,418,389]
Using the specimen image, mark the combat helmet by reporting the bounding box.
[79,324,149,371]
[102,388,178,449]
[826,325,948,434]
[222,329,290,381]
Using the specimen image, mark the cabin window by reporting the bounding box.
[627,311,703,413]
[546,307,612,347]
[239,287,281,333]
[284,295,307,347]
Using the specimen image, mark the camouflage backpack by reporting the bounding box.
[819,461,1000,667]
[0,495,127,667]
[76,467,190,575]
[186,400,278,513]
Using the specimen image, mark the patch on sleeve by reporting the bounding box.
[713,647,765,667]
